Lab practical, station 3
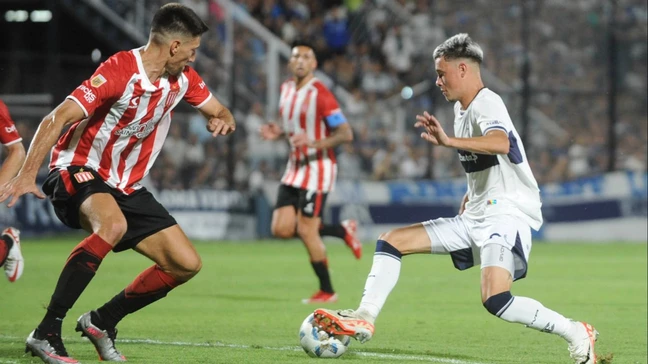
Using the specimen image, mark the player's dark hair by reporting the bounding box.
[151,3,209,39]
[291,40,317,54]
[433,33,484,64]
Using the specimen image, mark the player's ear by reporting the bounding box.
[458,62,468,78]
[170,40,181,57]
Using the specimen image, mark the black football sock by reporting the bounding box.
[319,224,346,239]
[310,259,334,293]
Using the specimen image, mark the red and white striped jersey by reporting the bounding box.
[52,48,212,194]
[0,100,22,146]
[278,78,346,193]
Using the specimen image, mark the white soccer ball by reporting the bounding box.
[299,313,351,358]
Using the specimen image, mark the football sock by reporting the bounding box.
[38,234,112,334]
[94,265,181,329]
[310,259,334,293]
[0,234,13,266]
[497,295,574,340]
[319,224,346,239]
[358,240,402,321]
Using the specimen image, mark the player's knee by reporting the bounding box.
[377,231,403,252]
[296,222,316,240]
[482,291,513,317]
[271,223,294,239]
[97,216,128,245]
[173,254,202,282]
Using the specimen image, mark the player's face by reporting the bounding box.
[289,46,317,79]
[167,36,201,76]
[434,57,461,102]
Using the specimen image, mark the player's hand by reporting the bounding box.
[290,133,313,148]
[259,123,283,140]
[207,117,235,136]
[0,174,46,208]
[415,111,451,147]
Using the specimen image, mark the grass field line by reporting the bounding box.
[0,335,490,364]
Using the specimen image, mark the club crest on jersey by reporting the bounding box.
[74,170,95,183]
[165,89,179,108]
[90,74,107,88]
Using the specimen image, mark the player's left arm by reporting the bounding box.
[197,96,236,137]
[416,111,509,155]
[184,67,236,136]
[291,89,353,149]
[0,142,26,186]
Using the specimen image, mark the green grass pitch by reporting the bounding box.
[1,237,646,363]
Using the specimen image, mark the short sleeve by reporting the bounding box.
[318,87,347,127]
[474,98,511,136]
[0,100,22,145]
[182,66,212,108]
[66,55,123,118]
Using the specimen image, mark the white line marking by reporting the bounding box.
[0,335,489,364]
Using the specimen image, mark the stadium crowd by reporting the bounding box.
[6,0,647,191]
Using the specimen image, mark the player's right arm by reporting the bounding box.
[0,100,85,207]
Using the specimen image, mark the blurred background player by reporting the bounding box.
[260,41,360,304]
[0,99,26,283]
[313,34,599,364]
[0,4,235,364]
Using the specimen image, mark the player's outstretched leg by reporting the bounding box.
[314,238,405,342]
[1,227,23,282]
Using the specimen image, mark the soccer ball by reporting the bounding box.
[299,313,351,358]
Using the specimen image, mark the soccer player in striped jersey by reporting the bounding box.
[0,4,235,363]
[313,34,599,364]
[0,99,26,283]
[260,41,361,304]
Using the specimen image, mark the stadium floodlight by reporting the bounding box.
[4,10,29,22]
[30,10,52,23]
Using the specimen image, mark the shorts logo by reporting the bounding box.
[90,74,107,88]
[74,170,95,183]
[303,202,314,214]
[4,125,16,133]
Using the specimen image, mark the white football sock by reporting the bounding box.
[499,296,577,342]
[357,253,401,322]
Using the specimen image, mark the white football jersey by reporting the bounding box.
[453,88,543,230]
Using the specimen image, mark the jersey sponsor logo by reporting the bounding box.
[128,97,140,109]
[90,74,107,88]
[457,149,499,173]
[77,85,96,103]
[115,119,156,139]
[4,125,17,133]
[73,170,95,183]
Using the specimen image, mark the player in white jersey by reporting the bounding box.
[260,41,361,304]
[0,4,235,364]
[313,34,599,364]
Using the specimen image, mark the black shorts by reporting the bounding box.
[42,166,177,252]
[275,184,328,218]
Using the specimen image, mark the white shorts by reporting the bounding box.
[422,214,532,281]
